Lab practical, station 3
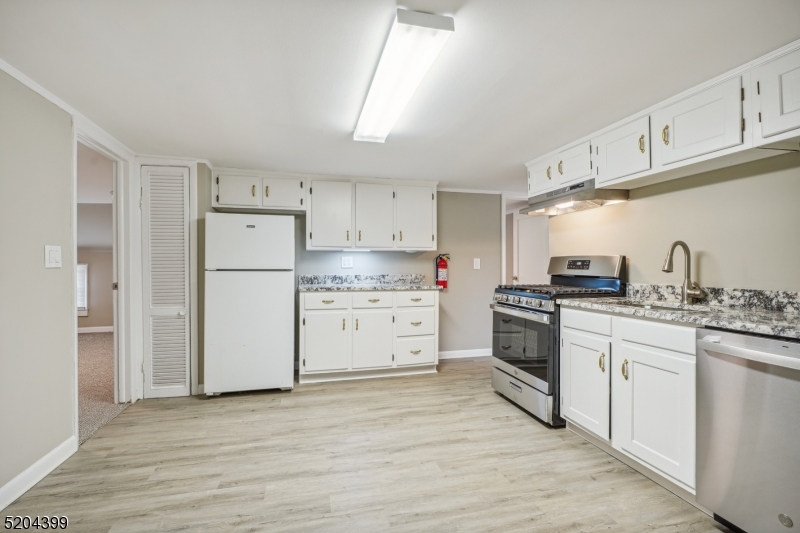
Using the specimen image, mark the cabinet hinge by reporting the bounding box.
[303,359,305,367]
[757,81,760,95]
[432,193,435,201]
[432,234,434,241]
[596,166,599,175]
[216,176,219,184]
[300,198,303,205]
[393,234,395,241]
[300,181,303,188]
[140,187,143,209]
[589,144,592,154]
[758,112,762,123]
[392,354,395,361]
[309,187,312,194]
[742,118,745,132]
[302,318,305,325]
[215,194,219,203]
[393,191,395,198]
[741,87,745,101]
[561,338,564,348]
[393,316,395,323]
[309,232,312,240]
[590,160,592,169]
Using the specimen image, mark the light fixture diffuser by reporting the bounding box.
[354,9,454,143]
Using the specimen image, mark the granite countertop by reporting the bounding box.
[299,284,442,292]
[558,297,800,340]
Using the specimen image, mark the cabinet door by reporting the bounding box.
[527,157,555,196]
[613,342,696,488]
[755,47,800,138]
[396,185,434,249]
[355,182,394,248]
[309,180,353,248]
[554,141,592,185]
[303,311,350,372]
[352,310,394,369]
[652,76,742,165]
[560,329,611,440]
[217,174,260,206]
[262,177,304,209]
[594,116,651,184]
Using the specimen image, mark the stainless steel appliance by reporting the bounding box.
[490,255,625,425]
[697,329,800,533]
[520,178,628,216]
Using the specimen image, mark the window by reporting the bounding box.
[77,263,88,316]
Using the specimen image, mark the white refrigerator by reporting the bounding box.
[204,212,295,394]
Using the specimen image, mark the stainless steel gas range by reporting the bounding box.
[490,255,626,426]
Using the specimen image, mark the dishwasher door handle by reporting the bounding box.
[698,339,800,371]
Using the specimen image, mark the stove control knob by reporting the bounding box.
[493,293,501,301]
[512,296,520,304]
[502,295,509,302]
[533,300,543,308]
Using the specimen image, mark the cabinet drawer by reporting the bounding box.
[352,292,392,309]
[396,336,435,366]
[396,291,435,307]
[396,309,435,337]
[618,317,696,355]
[492,367,549,420]
[304,293,349,310]
[561,308,612,336]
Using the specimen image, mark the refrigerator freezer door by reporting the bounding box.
[206,212,294,270]
[204,270,294,393]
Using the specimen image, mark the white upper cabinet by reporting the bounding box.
[754,47,800,139]
[528,157,555,196]
[651,76,743,165]
[594,116,651,184]
[216,174,260,207]
[308,180,353,248]
[355,182,394,249]
[555,141,592,185]
[396,185,435,250]
[262,177,304,209]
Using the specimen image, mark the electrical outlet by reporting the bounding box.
[341,256,353,269]
[473,258,481,270]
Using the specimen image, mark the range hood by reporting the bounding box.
[520,178,629,216]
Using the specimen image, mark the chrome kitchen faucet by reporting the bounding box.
[662,240,707,305]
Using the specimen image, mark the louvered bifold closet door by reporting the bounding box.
[142,166,191,398]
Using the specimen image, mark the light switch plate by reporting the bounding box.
[45,245,62,268]
[341,256,353,269]
[473,258,481,270]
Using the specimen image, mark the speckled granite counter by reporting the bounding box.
[298,273,442,292]
[558,297,800,340]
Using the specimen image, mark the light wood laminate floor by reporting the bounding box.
[6,358,730,532]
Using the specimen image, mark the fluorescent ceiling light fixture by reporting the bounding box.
[353,9,454,143]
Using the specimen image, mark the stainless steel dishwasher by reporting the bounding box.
[697,328,800,533]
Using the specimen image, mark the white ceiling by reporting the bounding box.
[2,1,799,192]
[77,142,113,203]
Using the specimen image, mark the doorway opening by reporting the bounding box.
[504,197,550,285]
[76,141,128,443]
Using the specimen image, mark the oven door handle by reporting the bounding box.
[490,303,550,324]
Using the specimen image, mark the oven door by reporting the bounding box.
[491,304,552,394]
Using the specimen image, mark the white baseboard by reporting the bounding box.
[0,436,77,511]
[439,348,492,360]
[78,326,114,333]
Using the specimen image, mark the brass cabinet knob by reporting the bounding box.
[411,321,422,326]
[411,349,421,355]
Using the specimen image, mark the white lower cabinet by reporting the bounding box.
[352,310,394,369]
[560,308,697,493]
[303,311,350,372]
[612,341,696,489]
[560,328,611,441]
[300,290,439,383]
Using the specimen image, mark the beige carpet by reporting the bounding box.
[78,332,128,444]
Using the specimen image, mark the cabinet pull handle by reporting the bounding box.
[638,134,645,153]
[411,297,422,302]
[399,230,403,241]
[501,318,512,323]
[546,166,551,180]
[342,318,346,330]
[411,349,421,354]
[502,345,512,350]
[411,321,422,326]
[358,230,361,241]
[368,298,380,303]
[252,184,256,197]
[322,299,334,304]
[355,318,359,331]
[265,185,269,197]
[558,161,563,175]
[599,352,605,372]
[622,359,629,380]
[662,125,669,145]
[346,230,349,241]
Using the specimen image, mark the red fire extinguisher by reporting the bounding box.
[435,254,450,289]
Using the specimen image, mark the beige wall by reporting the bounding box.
[197,163,212,384]
[0,70,76,488]
[77,248,113,328]
[549,152,800,291]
